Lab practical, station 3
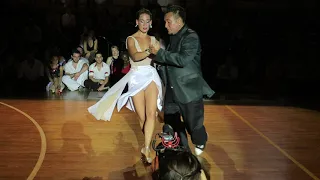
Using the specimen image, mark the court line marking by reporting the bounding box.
[0,102,47,180]
[225,105,319,180]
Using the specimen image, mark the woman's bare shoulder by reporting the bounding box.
[128,32,138,38]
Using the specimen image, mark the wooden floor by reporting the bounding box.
[1,98,320,180]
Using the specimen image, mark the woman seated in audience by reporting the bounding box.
[46,56,65,93]
[79,26,89,48]
[107,46,125,87]
[106,45,120,66]
[121,51,130,74]
[83,30,98,63]
[57,55,67,66]
[44,45,66,66]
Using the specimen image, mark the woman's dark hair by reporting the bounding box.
[87,30,96,41]
[159,151,202,180]
[136,8,152,20]
[71,48,81,55]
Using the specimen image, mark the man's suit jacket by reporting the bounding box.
[156,25,214,104]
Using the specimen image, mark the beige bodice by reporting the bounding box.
[126,36,156,67]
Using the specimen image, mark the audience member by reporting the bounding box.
[106,45,119,66]
[62,49,89,91]
[17,51,46,93]
[77,46,90,64]
[121,51,130,74]
[152,151,207,180]
[83,30,98,63]
[84,52,110,91]
[46,56,65,93]
[106,46,124,86]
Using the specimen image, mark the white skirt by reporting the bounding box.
[88,65,163,121]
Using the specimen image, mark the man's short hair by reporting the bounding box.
[95,51,103,57]
[111,45,118,50]
[71,49,81,55]
[166,5,186,23]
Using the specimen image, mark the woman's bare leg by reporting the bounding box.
[144,82,158,160]
[53,78,59,92]
[132,90,146,131]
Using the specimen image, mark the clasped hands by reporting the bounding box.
[149,39,161,55]
[69,72,81,80]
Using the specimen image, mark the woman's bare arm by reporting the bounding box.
[93,39,98,52]
[127,37,150,62]
[83,41,88,54]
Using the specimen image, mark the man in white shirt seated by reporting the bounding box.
[62,49,89,91]
[77,46,90,65]
[18,54,44,82]
[84,52,110,91]
[17,51,46,93]
[67,46,90,65]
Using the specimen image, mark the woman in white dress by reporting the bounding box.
[88,8,163,164]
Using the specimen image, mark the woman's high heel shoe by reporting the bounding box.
[141,146,152,165]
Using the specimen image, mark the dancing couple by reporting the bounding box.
[88,6,214,164]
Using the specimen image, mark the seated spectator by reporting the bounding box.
[44,44,68,67]
[62,49,89,91]
[58,55,67,66]
[121,51,130,74]
[79,26,89,48]
[152,151,207,180]
[17,51,46,93]
[1,52,19,95]
[118,51,130,93]
[77,46,90,65]
[84,52,110,91]
[106,45,119,66]
[83,30,98,63]
[67,46,89,65]
[107,46,124,86]
[46,56,65,93]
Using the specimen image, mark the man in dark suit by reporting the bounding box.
[149,5,214,155]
